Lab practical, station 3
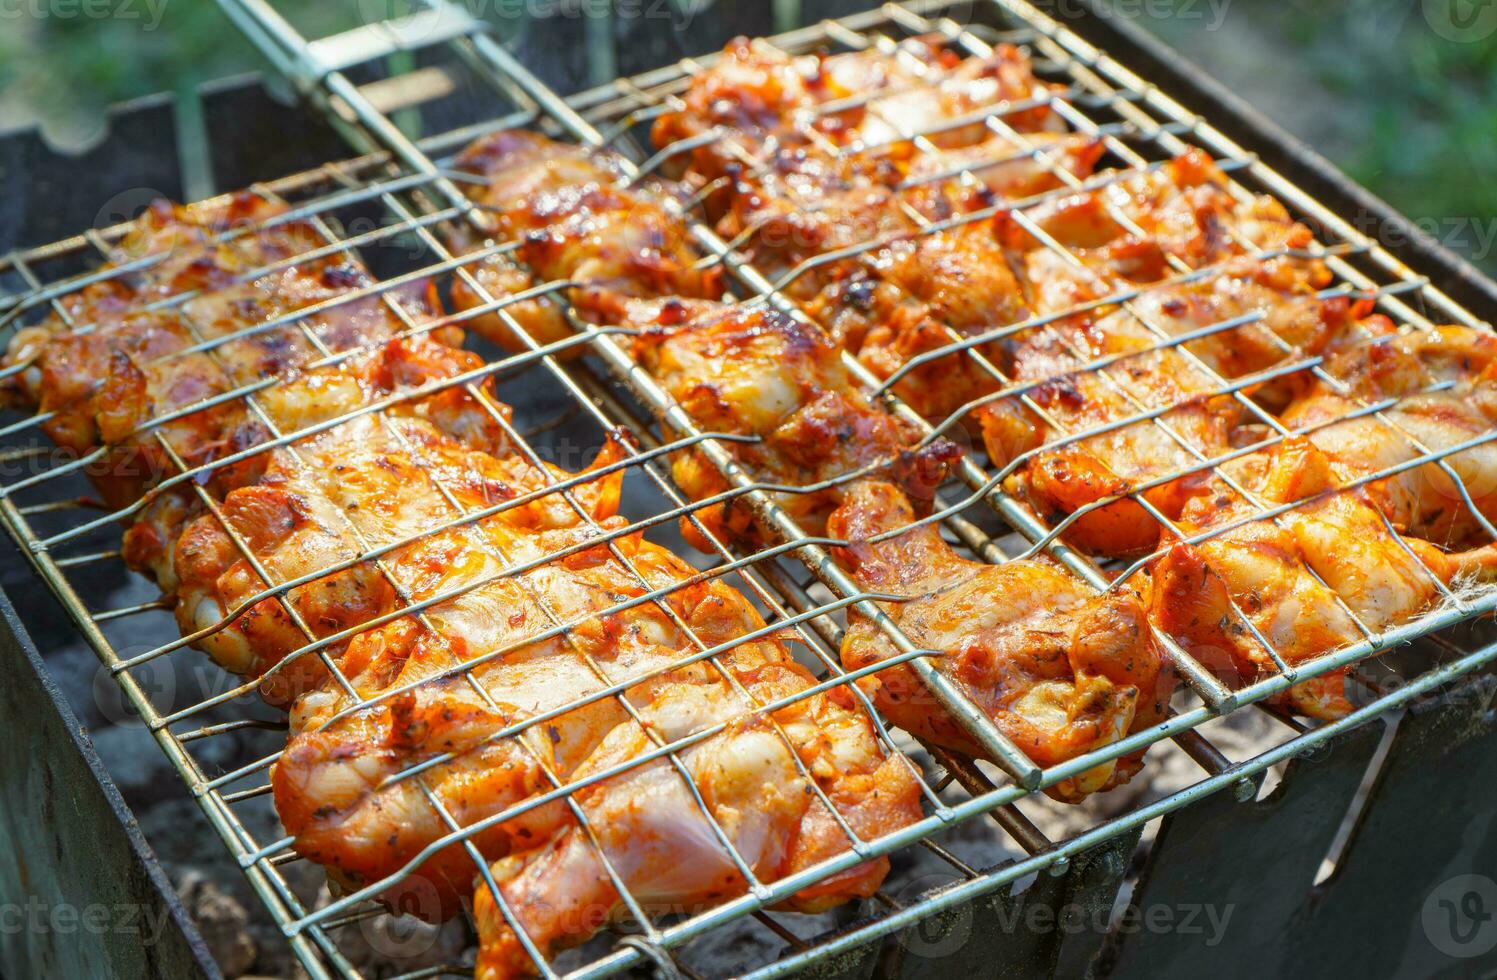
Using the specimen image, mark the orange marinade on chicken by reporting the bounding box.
[167,334,523,704]
[650,39,1101,427]
[446,129,723,352]
[611,294,1177,800]
[1148,436,1497,720]
[4,184,924,978]
[968,150,1353,559]
[624,295,961,546]
[253,407,921,963]
[828,480,1169,801]
[651,44,1369,563]
[1281,321,1497,549]
[650,35,1069,187]
[0,193,459,596]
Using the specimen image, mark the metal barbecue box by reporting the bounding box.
[2,1,1496,979]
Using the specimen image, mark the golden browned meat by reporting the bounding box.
[644,39,1108,433]
[618,293,1173,801]
[1,193,454,590]
[803,221,1034,424]
[254,415,920,955]
[625,296,961,546]
[828,480,1169,801]
[1149,437,1497,719]
[977,307,1237,557]
[472,634,922,977]
[169,336,521,704]
[651,36,1066,186]
[1281,323,1497,548]
[449,130,721,343]
[7,183,922,976]
[1003,150,1339,395]
[958,149,1353,558]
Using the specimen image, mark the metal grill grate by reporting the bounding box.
[2,2,1497,979]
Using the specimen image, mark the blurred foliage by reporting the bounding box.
[1,0,1495,269]
[0,2,357,139]
[1132,0,1497,271]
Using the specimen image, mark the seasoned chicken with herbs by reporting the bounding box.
[626,296,961,545]
[1149,437,1497,719]
[829,480,1170,801]
[1281,322,1497,548]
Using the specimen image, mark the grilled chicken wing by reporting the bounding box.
[449,130,722,349]
[625,296,961,545]
[258,416,919,950]
[1149,437,1497,718]
[828,480,1169,801]
[1281,323,1497,548]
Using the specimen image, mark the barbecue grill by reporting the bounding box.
[2,1,1496,978]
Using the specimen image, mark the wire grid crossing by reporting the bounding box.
[0,0,1494,977]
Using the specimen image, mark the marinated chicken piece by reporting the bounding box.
[651,36,1065,186]
[2,192,450,525]
[803,222,1033,424]
[701,131,1094,301]
[1282,323,1497,548]
[168,338,523,703]
[260,423,919,939]
[2,194,292,409]
[647,44,1111,440]
[1149,436,1497,719]
[1005,150,1340,397]
[449,130,721,340]
[472,639,922,977]
[899,133,1105,222]
[828,480,1169,801]
[121,331,504,594]
[711,146,917,297]
[625,297,962,546]
[978,310,1237,557]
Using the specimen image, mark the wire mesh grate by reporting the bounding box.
[1,1,1496,978]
